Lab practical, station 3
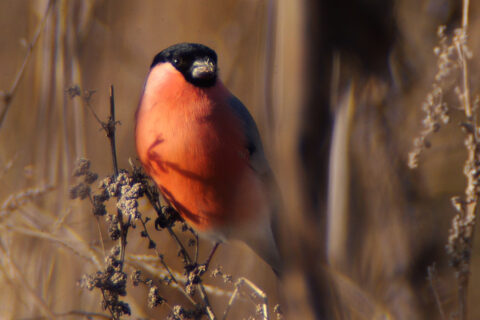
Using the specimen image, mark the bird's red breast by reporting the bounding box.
[135,63,267,232]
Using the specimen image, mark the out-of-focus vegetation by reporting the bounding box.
[1,0,480,319]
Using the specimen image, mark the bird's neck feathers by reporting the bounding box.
[141,62,229,115]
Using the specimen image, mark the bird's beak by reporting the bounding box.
[191,59,216,80]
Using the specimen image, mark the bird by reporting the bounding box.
[135,43,281,275]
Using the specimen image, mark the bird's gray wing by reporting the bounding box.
[227,95,271,176]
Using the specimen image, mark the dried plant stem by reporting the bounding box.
[451,2,476,319]
[87,193,107,258]
[95,216,106,257]
[457,135,477,320]
[138,171,217,317]
[100,288,116,319]
[458,37,471,119]
[139,217,177,283]
[166,227,216,319]
[204,242,220,271]
[167,227,192,264]
[52,310,111,319]
[0,241,55,318]
[222,277,269,320]
[108,86,119,176]
[103,85,130,277]
[117,214,129,271]
[427,264,447,320]
[462,0,469,30]
[0,0,55,130]
[194,232,200,264]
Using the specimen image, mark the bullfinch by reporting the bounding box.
[135,43,281,275]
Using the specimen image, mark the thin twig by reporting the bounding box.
[198,285,216,320]
[0,0,55,130]
[167,227,192,265]
[223,277,269,320]
[95,216,106,258]
[427,264,447,320]
[194,231,200,264]
[0,241,56,318]
[139,216,178,284]
[87,193,106,258]
[25,310,111,320]
[456,2,474,319]
[166,227,217,320]
[139,175,215,311]
[458,37,472,119]
[83,92,104,127]
[204,242,220,272]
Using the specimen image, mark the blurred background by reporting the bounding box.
[0,0,480,319]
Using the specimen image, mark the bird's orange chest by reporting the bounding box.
[136,68,249,230]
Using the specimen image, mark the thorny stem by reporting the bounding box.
[141,185,162,218]
[138,217,177,283]
[458,138,477,320]
[138,150,197,268]
[84,95,104,129]
[100,288,116,320]
[204,242,220,272]
[458,36,472,119]
[141,182,216,315]
[194,232,199,264]
[87,193,106,257]
[0,0,55,131]
[137,218,202,308]
[118,215,130,270]
[166,227,216,319]
[167,227,192,265]
[194,242,221,319]
[108,86,119,177]
[139,148,216,319]
[455,1,475,319]
[104,85,128,275]
[199,285,216,320]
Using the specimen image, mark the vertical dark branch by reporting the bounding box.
[108,85,119,177]
[105,85,127,269]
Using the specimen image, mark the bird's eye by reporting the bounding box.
[173,58,181,65]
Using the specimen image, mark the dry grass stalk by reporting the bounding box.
[0,0,55,130]
[410,1,478,319]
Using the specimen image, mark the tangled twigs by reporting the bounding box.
[80,246,130,318]
[69,86,220,319]
[222,277,269,320]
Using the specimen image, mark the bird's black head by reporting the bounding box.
[151,43,218,88]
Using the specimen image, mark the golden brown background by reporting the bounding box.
[1,0,480,319]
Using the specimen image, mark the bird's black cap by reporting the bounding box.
[151,43,218,88]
